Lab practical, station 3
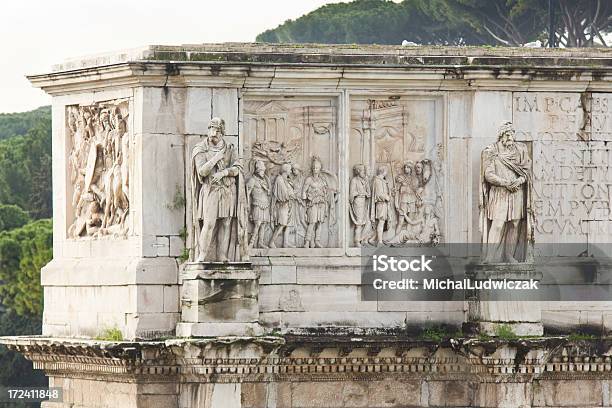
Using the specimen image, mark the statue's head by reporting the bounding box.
[415,161,424,175]
[291,163,302,176]
[114,114,126,134]
[280,163,292,175]
[497,121,516,147]
[353,164,366,177]
[208,117,225,145]
[403,160,414,174]
[254,159,266,176]
[377,165,387,177]
[100,110,111,129]
[311,156,322,175]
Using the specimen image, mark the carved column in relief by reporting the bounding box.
[66,100,131,238]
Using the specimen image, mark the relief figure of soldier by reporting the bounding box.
[349,164,371,246]
[302,156,336,248]
[371,166,391,246]
[394,160,419,236]
[270,163,297,248]
[246,159,271,248]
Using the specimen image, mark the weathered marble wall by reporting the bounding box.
[27,44,612,340]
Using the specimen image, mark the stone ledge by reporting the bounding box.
[46,43,612,73]
[4,335,612,382]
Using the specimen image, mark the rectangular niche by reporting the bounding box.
[242,96,341,252]
[348,96,445,248]
[65,99,132,239]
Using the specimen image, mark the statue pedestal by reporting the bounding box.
[176,262,263,337]
[464,263,543,336]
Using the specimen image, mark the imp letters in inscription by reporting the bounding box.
[479,121,535,263]
[67,100,131,238]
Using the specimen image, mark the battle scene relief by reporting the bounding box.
[66,100,131,238]
[348,97,444,247]
[243,97,339,249]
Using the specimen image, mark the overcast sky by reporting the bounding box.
[0,0,342,113]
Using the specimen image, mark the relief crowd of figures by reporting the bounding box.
[349,159,441,247]
[246,155,338,249]
[67,102,130,238]
[245,156,441,249]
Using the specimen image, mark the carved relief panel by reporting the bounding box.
[243,97,339,250]
[348,96,445,247]
[66,100,131,238]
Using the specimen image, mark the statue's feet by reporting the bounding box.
[259,243,269,249]
[506,255,519,264]
[269,241,277,249]
[195,255,206,263]
[303,240,312,248]
[314,240,323,248]
[218,256,229,263]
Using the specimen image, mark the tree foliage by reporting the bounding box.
[0,310,47,388]
[420,0,546,46]
[0,204,31,232]
[257,0,485,45]
[555,0,612,47]
[0,219,52,318]
[0,106,51,142]
[257,0,612,47]
[0,106,52,393]
[0,113,52,219]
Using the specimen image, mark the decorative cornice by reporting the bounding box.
[26,58,612,96]
[3,335,612,383]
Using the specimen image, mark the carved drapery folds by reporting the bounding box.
[190,118,249,263]
[66,100,131,238]
[349,98,444,247]
[243,99,339,249]
[479,121,534,263]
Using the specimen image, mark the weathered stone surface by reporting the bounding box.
[533,379,602,407]
[17,42,612,408]
[427,380,473,407]
[240,382,267,408]
[8,336,612,407]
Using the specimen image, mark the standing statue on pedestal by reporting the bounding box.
[191,118,249,262]
[479,121,534,263]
